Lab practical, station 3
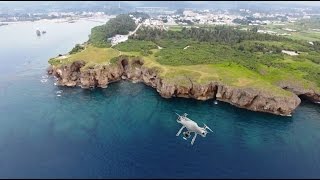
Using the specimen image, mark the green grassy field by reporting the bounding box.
[113,40,158,54]
[49,37,320,95]
[49,16,320,98]
[165,25,184,31]
[251,18,320,42]
[49,45,120,69]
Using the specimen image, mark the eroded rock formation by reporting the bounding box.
[47,58,319,116]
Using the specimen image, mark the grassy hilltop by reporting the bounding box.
[49,14,320,97]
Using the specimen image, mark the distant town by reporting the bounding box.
[0,11,110,23]
[0,4,318,24]
[100,6,320,47]
[1,3,320,41]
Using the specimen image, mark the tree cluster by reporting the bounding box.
[89,14,137,47]
[131,25,290,45]
[129,12,150,20]
[69,44,84,54]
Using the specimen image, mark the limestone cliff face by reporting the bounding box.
[277,81,320,103]
[47,58,317,116]
[215,86,301,116]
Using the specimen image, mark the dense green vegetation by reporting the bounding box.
[113,39,157,56]
[232,18,250,25]
[113,40,157,52]
[69,44,85,54]
[292,17,320,31]
[129,25,320,86]
[247,17,320,42]
[131,26,290,44]
[154,41,284,70]
[51,14,320,92]
[129,12,150,20]
[88,14,137,47]
[88,25,111,48]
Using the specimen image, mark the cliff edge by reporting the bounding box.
[46,57,312,116]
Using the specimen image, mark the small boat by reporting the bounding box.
[214,100,218,105]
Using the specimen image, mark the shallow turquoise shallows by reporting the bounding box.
[0,20,320,178]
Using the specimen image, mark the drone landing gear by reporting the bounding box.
[176,126,185,136]
[182,131,197,145]
[191,133,197,145]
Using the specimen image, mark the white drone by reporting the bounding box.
[175,112,213,145]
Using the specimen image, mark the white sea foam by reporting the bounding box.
[42,75,48,79]
[40,79,48,83]
[57,94,61,97]
[56,90,63,94]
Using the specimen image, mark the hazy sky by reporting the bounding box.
[0,1,318,5]
[182,1,317,4]
[187,1,320,6]
[0,1,319,8]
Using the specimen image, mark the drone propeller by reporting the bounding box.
[175,112,188,117]
[175,112,182,122]
[203,123,213,132]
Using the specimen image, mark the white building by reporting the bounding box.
[111,35,128,46]
[282,50,299,56]
[143,19,164,29]
[283,28,297,32]
[183,10,198,17]
[303,15,311,19]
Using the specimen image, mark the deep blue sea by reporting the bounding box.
[0,19,320,178]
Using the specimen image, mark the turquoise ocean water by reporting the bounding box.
[0,19,320,178]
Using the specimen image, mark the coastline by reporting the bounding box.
[46,58,320,116]
[0,15,114,25]
[44,13,320,117]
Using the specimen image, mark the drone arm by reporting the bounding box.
[203,123,213,132]
[176,126,185,136]
[191,133,197,145]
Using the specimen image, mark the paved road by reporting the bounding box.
[111,22,142,47]
[129,23,142,36]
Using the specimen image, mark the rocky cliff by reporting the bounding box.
[47,57,319,116]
